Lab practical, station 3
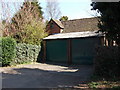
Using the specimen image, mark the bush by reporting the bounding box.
[13,43,41,65]
[94,46,120,78]
[12,18,48,45]
[0,37,16,66]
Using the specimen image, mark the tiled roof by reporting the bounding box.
[43,30,103,40]
[61,17,99,33]
[52,19,64,28]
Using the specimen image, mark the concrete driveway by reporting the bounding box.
[1,63,93,88]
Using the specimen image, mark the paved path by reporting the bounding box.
[0,63,93,88]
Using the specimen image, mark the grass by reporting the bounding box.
[87,75,120,89]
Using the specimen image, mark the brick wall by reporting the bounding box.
[46,20,61,35]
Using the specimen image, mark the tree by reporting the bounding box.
[8,1,46,44]
[0,1,23,36]
[45,0,61,20]
[91,2,120,46]
[11,1,43,33]
[17,18,47,45]
[59,16,68,21]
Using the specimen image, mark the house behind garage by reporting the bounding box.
[46,17,99,34]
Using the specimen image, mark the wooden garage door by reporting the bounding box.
[72,37,101,65]
[46,40,67,63]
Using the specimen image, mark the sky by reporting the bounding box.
[40,0,99,20]
[0,0,100,21]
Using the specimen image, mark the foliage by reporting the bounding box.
[2,1,43,37]
[59,16,68,21]
[1,20,11,37]
[12,1,43,23]
[91,2,120,45]
[23,1,43,19]
[7,1,44,41]
[94,46,120,78]
[14,43,41,65]
[88,82,99,88]
[112,86,120,89]
[4,1,48,45]
[88,75,120,89]
[14,18,48,45]
[0,37,16,66]
[88,80,120,89]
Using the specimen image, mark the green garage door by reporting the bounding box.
[46,40,67,63]
[72,37,101,65]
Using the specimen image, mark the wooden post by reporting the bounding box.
[101,36,104,46]
[67,39,72,65]
[43,40,46,63]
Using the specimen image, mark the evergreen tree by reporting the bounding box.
[8,1,47,45]
[91,2,120,45]
[11,1,43,33]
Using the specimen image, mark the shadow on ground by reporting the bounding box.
[2,63,93,88]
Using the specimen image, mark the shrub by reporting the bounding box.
[12,18,48,45]
[94,46,120,78]
[14,43,41,65]
[0,37,16,66]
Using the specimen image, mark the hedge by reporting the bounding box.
[0,37,16,66]
[13,43,41,65]
[94,46,120,78]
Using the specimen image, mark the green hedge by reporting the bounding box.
[0,37,16,66]
[0,37,41,66]
[13,43,41,65]
[94,46,120,78]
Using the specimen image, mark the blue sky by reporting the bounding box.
[40,0,99,20]
[0,0,99,20]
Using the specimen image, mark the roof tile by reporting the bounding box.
[61,17,99,33]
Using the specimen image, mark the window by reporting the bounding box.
[50,23,54,28]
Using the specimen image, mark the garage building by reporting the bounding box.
[41,31,103,65]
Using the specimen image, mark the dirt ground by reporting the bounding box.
[0,63,93,88]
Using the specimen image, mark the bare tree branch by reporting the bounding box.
[45,0,61,20]
[0,0,23,36]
